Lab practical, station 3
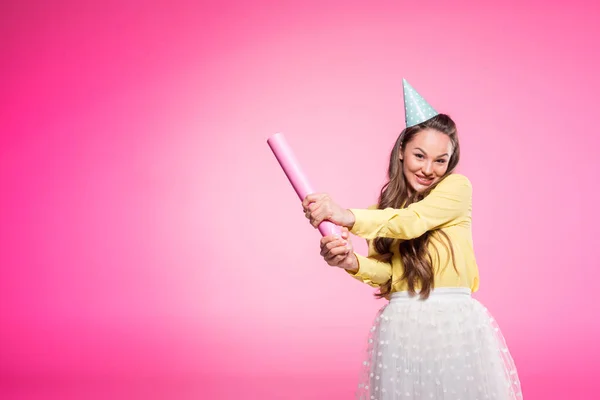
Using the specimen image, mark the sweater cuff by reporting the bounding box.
[348,208,377,238]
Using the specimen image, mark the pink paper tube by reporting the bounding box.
[267,132,342,237]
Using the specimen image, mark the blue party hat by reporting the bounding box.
[403,78,438,127]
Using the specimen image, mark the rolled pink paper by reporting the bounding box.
[267,132,342,237]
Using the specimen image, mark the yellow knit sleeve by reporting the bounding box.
[346,239,392,288]
[344,204,392,287]
[348,174,472,240]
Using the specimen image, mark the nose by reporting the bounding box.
[422,161,434,176]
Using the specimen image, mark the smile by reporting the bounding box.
[415,175,434,185]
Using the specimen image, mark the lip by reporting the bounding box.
[415,175,434,186]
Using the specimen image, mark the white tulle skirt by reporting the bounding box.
[356,288,523,399]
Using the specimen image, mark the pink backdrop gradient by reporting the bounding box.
[1,1,599,399]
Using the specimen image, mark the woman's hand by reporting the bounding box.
[302,193,355,229]
[319,228,359,273]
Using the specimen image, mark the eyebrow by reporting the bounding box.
[414,147,449,158]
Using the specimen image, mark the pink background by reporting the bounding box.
[1,1,599,399]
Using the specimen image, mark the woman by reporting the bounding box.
[302,80,523,399]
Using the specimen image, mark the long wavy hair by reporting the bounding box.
[374,114,460,300]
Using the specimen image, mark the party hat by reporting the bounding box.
[403,78,438,127]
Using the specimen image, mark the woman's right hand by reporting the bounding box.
[320,228,359,273]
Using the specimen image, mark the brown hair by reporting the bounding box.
[374,114,460,299]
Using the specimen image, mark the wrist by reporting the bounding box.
[344,209,356,229]
[345,253,359,274]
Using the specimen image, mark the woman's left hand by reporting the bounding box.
[302,193,355,229]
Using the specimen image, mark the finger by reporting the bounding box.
[307,203,323,227]
[305,194,330,213]
[320,237,328,248]
[302,193,324,209]
[324,243,350,259]
[322,243,344,258]
[303,202,317,214]
[302,194,316,208]
[322,240,346,257]
[310,203,332,228]
[309,206,328,227]
[327,254,347,266]
[311,215,322,228]
[321,234,341,248]
[325,238,346,251]
[301,196,310,209]
[331,244,351,257]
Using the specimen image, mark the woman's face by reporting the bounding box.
[400,128,453,193]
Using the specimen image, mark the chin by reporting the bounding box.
[413,184,428,193]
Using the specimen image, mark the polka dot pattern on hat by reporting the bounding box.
[403,78,438,128]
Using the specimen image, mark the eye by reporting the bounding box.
[436,159,447,164]
[415,153,424,159]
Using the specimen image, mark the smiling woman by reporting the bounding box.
[400,126,455,191]
[302,79,523,399]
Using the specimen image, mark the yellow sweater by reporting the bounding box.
[347,174,479,293]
